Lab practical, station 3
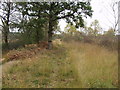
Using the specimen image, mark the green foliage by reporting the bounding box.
[12,1,93,49]
[86,19,102,36]
[64,24,77,36]
[21,18,46,44]
[12,2,49,44]
[1,1,93,49]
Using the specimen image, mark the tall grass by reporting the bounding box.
[66,41,118,88]
[2,41,118,88]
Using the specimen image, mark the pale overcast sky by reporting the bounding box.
[59,0,119,31]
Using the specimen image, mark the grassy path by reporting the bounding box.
[2,45,80,88]
[2,42,118,88]
[65,42,118,88]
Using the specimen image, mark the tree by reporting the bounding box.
[86,26,94,35]
[111,1,118,31]
[16,1,93,49]
[15,2,48,44]
[0,2,15,47]
[104,28,115,36]
[44,1,93,49]
[64,24,77,36]
[90,19,101,36]
[103,0,118,31]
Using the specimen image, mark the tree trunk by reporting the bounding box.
[36,29,40,44]
[48,19,53,49]
[4,2,11,49]
[4,26,9,49]
[4,33,9,47]
[48,3,54,49]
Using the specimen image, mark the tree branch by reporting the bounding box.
[0,15,6,21]
[54,13,75,21]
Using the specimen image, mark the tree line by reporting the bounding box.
[0,1,93,49]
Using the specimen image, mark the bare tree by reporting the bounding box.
[111,0,119,31]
